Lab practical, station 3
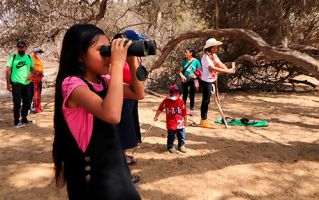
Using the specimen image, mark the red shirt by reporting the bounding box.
[123,58,141,84]
[158,98,186,130]
[123,62,131,84]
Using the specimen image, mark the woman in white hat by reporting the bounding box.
[200,38,235,128]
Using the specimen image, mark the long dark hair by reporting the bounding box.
[187,48,197,58]
[53,24,105,186]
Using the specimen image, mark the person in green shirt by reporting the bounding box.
[178,48,201,116]
[6,40,35,128]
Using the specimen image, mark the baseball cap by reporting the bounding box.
[34,48,44,53]
[17,40,27,48]
[169,84,180,93]
[123,30,147,41]
[167,84,181,100]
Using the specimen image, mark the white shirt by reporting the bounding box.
[200,53,221,82]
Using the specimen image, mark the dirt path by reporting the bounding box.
[0,92,318,200]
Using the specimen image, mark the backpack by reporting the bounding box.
[194,67,203,80]
[11,54,32,67]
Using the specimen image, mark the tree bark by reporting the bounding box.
[149,28,319,80]
[81,0,108,23]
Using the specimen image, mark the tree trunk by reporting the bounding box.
[149,28,319,80]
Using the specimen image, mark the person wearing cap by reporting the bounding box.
[123,29,147,41]
[5,40,35,128]
[113,31,144,183]
[200,38,235,128]
[154,84,187,153]
[29,47,45,113]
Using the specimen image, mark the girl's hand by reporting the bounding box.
[229,68,236,74]
[154,116,158,121]
[27,74,34,81]
[181,75,187,83]
[111,38,132,68]
[189,73,197,79]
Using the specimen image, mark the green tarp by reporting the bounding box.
[215,118,269,127]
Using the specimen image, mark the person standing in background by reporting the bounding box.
[113,30,146,184]
[199,38,235,128]
[5,40,35,128]
[179,48,201,116]
[30,47,45,113]
[115,30,146,165]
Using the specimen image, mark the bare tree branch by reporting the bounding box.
[288,79,318,88]
[149,28,319,79]
[235,53,265,65]
[81,0,108,23]
[95,0,108,21]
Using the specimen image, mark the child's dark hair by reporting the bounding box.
[112,33,124,40]
[187,48,197,58]
[53,24,105,186]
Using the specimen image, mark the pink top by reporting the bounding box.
[62,75,110,152]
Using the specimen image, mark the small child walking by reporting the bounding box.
[154,84,187,153]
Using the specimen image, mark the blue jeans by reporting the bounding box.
[167,129,186,149]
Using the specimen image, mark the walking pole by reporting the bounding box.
[213,80,229,129]
[131,121,155,156]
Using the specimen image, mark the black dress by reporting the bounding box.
[63,78,141,200]
[118,99,141,149]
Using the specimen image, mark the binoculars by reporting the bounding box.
[100,40,156,57]
[100,40,156,81]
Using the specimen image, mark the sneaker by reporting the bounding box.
[126,155,137,165]
[178,145,187,153]
[168,147,177,153]
[14,122,25,128]
[189,110,194,116]
[21,119,35,124]
[200,119,214,128]
[131,174,140,184]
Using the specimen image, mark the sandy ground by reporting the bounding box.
[0,89,318,200]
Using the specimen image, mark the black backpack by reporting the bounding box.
[11,54,32,67]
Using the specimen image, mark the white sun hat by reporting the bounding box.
[203,38,223,49]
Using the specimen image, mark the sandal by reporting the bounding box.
[131,174,140,184]
[126,155,137,165]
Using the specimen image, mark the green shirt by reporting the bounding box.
[6,54,34,85]
[181,58,201,80]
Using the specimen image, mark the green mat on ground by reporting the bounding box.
[215,117,269,127]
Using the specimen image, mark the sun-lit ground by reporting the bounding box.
[0,91,318,200]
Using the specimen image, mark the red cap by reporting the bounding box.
[169,84,179,93]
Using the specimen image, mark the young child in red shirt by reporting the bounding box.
[154,84,187,153]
